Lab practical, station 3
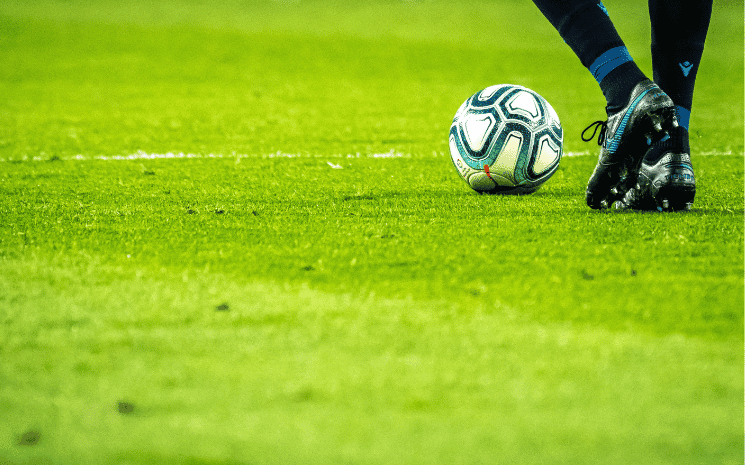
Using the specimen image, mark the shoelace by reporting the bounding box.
[581,120,607,146]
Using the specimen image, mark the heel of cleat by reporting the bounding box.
[640,151,696,212]
[653,184,695,212]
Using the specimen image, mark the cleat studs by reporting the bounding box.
[612,200,628,210]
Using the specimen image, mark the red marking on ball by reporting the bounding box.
[484,164,495,181]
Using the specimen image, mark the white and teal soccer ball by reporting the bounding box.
[449,84,563,194]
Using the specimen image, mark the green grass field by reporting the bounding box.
[1,1,743,464]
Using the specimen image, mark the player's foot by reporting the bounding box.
[613,126,695,212]
[583,79,678,209]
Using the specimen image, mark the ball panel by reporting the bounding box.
[490,131,522,185]
[451,108,503,169]
[478,85,505,101]
[467,171,498,192]
[506,91,540,120]
[470,84,514,108]
[491,122,535,184]
[532,133,562,176]
[498,88,546,129]
[542,99,563,140]
[462,112,497,153]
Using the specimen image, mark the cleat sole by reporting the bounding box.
[653,185,696,212]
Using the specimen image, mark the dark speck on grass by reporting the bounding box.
[215,209,225,214]
[389,262,413,267]
[252,211,259,216]
[293,387,317,402]
[582,271,594,280]
[117,401,135,414]
[187,209,196,214]
[302,265,315,271]
[48,155,61,162]
[631,269,637,276]
[18,430,40,446]
[216,303,230,311]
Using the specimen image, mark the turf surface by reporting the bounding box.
[0,1,743,464]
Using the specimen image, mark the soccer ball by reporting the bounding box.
[449,84,563,194]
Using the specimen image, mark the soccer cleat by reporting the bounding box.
[613,126,695,212]
[583,79,678,209]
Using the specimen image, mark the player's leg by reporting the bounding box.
[650,0,711,133]
[531,0,645,111]
[532,0,677,209]
[617,0,713,211]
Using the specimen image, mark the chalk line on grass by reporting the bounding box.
[0,149,737,163]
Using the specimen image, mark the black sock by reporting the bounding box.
[598,60,648,113]
[532,0,647,110]
[649,0,713,129]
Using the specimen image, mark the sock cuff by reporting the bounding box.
[599,61,647,112]
[589,46,634,84]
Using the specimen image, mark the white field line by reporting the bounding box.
[564,150,738,157]
[1,150,420,162]
[0,149,737,163]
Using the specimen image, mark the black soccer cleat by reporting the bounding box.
[613,126,695,212]
[582,79,678,209]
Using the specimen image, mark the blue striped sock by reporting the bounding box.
[589,46,634,84]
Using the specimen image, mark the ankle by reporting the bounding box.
[601,61,648,112]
